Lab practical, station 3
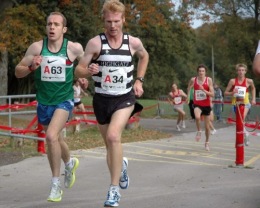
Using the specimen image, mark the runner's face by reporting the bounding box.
[104,11,125,37]
[198,67,206,78]
[237,67,246,78]
[46,15,66,41]
[172,84,177,90]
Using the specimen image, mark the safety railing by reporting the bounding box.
[0,94,46,153]
[0,94,40,139]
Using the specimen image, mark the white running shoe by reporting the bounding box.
[205,142,210,151]
[119,157,129,189]
[181,121,186,128]
[195,131,202,142]
[244,128,250,146]
[104,187,121,207]
[176,125,181,131]
[64,157,79,188]
[244,134,250,146]
[47,182,63,202]
[211,129,217,135]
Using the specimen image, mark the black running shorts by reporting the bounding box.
[193,105,212,116]
[93,90,143,125]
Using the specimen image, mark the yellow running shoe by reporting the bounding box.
[64,157,79,188]
[47,182,63,202]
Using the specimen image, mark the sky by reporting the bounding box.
[173,0,203,29]
[191,19,203,28]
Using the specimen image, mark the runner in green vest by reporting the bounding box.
[15,11,84,202]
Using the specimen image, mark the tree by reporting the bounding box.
[0,0,103,97]
[0,0,198,98]
[178,0,260,92]
[122,0,197,97]
[0,0,14,101]
[0,4,46,98]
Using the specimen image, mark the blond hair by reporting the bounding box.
[235,63,247,71]
[102,0,125,18]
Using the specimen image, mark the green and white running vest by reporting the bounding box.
[34,38,74,105]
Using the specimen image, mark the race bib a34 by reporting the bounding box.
[101,67,127,91]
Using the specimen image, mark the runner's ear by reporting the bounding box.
[63,27,67,34]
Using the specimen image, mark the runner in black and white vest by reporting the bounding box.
[75,0,149,206]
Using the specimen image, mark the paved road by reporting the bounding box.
[1,118,260,208]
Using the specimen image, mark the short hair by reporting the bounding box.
[47,12,67,27]
[196,64,208,72]
[235,63,247,71]
[102,0,125,18]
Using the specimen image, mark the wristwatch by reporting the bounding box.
[136,77,144,83]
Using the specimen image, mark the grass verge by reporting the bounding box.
[0,115,171,164]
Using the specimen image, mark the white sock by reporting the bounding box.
[52,177,60,184]
[65,158,73,168]
[110,185,119,191]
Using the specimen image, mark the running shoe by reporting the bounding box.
[64,157,79,188]
[211,129,217,135]
[195,131,202,142]
[104,187,121,207]
[176,125,181,131]
[244,134,250,146]
[181,121,186,128]
[47,182,63,202]
[205,142,210,151]
[119,157,129,189]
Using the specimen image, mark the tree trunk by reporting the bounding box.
[0,50,8,104]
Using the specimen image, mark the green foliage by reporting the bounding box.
[57,0,104,46]
[0,4,46,96]
[195,16,259,90]
[0,0,260,97]
[180,0,260,93]
[0,4,45,64]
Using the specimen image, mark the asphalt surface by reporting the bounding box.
[1,118,260,208]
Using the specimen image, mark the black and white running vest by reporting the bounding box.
[92,33,134,96]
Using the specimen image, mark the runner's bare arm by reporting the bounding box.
[207,78,214,97]
[15,41,42,78]
[131,36,149,97]
[249,79,256,105]
[181,89,188,99]
[131,37,149,79]
[253,53,260,77]
[67,41,84,62]
[75,37,100,78]
[224,79,235,96]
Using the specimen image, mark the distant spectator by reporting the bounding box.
[213,83,223,122]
